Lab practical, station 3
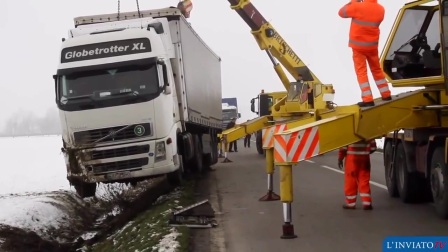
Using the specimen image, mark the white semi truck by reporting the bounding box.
[53,7,222,198]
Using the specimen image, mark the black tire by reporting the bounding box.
[429,146,448,219]
[167,155,184,186]
[73,181,96,198]
[203,136,218,167]
[211,140,218,164]
[395,143,420,203]
[189,134,204,173]
[256,131,263,155]
[384,141,399,198]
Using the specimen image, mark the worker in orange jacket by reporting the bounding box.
[338,139,377,210]
[338,0,392,107]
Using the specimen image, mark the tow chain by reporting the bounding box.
[117,0,141,19]
[117,0,120,20]
[136,0,141,17]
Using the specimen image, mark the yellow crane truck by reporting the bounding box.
[381,0,448,217]
[250,90,287,155]
[221,0,448,239]
[219,0,337,198]
[247,0,448,239]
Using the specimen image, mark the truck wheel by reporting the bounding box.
[429,146,448,219]
[384,141,399,198]
[210,140,218,164]
[203,138,218,167]
[167,155,184,187]
[256,131,264,155]
[73,181,96,198]
[189,134,204,173]
[395,143,419,203]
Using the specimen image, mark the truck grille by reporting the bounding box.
[90,145,150,160]
[74,123,151,145]
[91,157,149,174]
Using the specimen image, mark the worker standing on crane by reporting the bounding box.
[338,139,377,210]
[338,0,392,107]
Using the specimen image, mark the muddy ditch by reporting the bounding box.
[0,176,175,252]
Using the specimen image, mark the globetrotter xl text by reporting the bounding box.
[61,38,152,63]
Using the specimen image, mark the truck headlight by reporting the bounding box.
[155,141,166,161]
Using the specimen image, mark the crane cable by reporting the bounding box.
[136,0,141,17]
[117,0,142,20]
[117,0,120,20]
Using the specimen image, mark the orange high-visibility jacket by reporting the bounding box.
[338,0,385,50]
[338,140,377,167]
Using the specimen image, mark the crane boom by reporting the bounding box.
[227,0,323,89]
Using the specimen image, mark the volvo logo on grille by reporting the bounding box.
[134,125,145,137]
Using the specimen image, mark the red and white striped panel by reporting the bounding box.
[273,134,287,162]
[262,124,287,149]
[273,126,320,163]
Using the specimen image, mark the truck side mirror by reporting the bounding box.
[250,98,255,113]
[238,113,241,118]
[147,23,164,34]
[162,64,171,94]
[53,74,58,101]
[158,59,171,94]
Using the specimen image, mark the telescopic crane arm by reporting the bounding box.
[227,0,323,91]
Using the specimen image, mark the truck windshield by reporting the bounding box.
[57,63,160,111]
[222,109,237,120]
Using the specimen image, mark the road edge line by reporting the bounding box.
[320,165,387,190]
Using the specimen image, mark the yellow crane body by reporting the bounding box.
[219,0,448,239]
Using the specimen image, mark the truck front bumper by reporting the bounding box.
[65,136,178,183]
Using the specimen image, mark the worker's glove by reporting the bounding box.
[338,159,344,170]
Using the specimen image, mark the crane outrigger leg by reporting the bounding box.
[259,148,281,201]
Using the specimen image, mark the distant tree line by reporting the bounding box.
[0,108,61,137]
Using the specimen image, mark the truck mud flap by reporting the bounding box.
[179,132,194,160]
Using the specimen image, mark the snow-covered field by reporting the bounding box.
[0,135,69,195]
[0,135,181,251]
[0,135,76,242]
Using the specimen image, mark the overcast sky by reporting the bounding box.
[0,0,413,127]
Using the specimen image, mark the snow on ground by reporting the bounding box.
[0,135,132,243]
[153,228,181,252]
[0,194,69,235]
[0,135,75,240]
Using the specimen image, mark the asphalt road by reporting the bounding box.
[206,140,447,252]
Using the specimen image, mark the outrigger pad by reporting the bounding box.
[168,199,218,228]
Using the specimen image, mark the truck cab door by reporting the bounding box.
[440,0,448,93]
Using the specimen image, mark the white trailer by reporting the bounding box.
[54,7,222,198]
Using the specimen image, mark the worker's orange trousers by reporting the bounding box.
[352,48,391,102]
[344,155,372,207]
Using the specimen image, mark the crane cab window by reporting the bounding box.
[382,6,441,80]
[287,82,308,104]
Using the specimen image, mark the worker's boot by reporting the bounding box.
[342,204,356,210]
[357,101,375,107]
[382,96,392,101]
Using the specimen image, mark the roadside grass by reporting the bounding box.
[86,179,195,252]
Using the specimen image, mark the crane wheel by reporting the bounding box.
[429,146,448,219]
[395,143,420,203]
